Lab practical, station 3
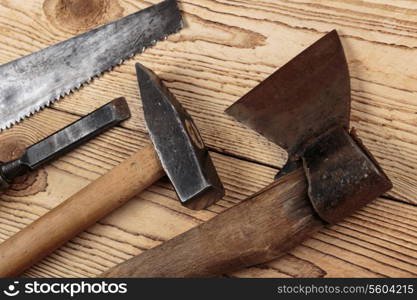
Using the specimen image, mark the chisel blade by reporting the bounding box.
[0,97,131,190]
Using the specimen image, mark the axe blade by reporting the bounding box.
[226,30,351,158]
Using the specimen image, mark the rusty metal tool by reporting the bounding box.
[100,30,392,278]
[0,0,182,130]
[0,64,224,277]
[0,97,130,190]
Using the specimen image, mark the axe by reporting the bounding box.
[0,64,224,277]
[101,31,392,277]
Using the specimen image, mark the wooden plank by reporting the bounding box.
[0,0,416,204]
[0,109,416,277]
[0,0,415,277]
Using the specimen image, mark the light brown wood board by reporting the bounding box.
[0,0,416,277]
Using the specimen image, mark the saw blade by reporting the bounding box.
[0,0,182,130]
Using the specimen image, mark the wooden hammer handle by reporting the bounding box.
[0,143,164,277]
[101,168,324,277]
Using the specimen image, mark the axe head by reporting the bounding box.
[226,30,392,223]
[136,63,224,210]
[226,30,350,158]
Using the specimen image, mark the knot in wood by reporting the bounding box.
[43,0,124,34]
[0,135,47,196]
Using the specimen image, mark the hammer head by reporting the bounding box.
[226,31,392,223]
[136,63,224,210]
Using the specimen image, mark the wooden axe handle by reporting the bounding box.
[101,168,324,277]
[0,143,164,277]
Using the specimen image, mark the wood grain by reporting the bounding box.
[101,169,324,278]
[0,0,416,277]
[0,143,164,277]
[0,109,416,278]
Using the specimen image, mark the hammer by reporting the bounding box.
[101,31,392,277]
[0,64,224,277]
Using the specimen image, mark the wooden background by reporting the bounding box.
[0,0,416,277]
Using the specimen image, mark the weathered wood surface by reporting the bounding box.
[0,0,416,277]
[0,143,164,277]
[101,169,324,278]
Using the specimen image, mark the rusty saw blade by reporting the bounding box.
[0,0,182,130]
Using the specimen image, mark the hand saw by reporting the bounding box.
[0,0,182,130]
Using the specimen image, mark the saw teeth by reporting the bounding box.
[1,23,184,131]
